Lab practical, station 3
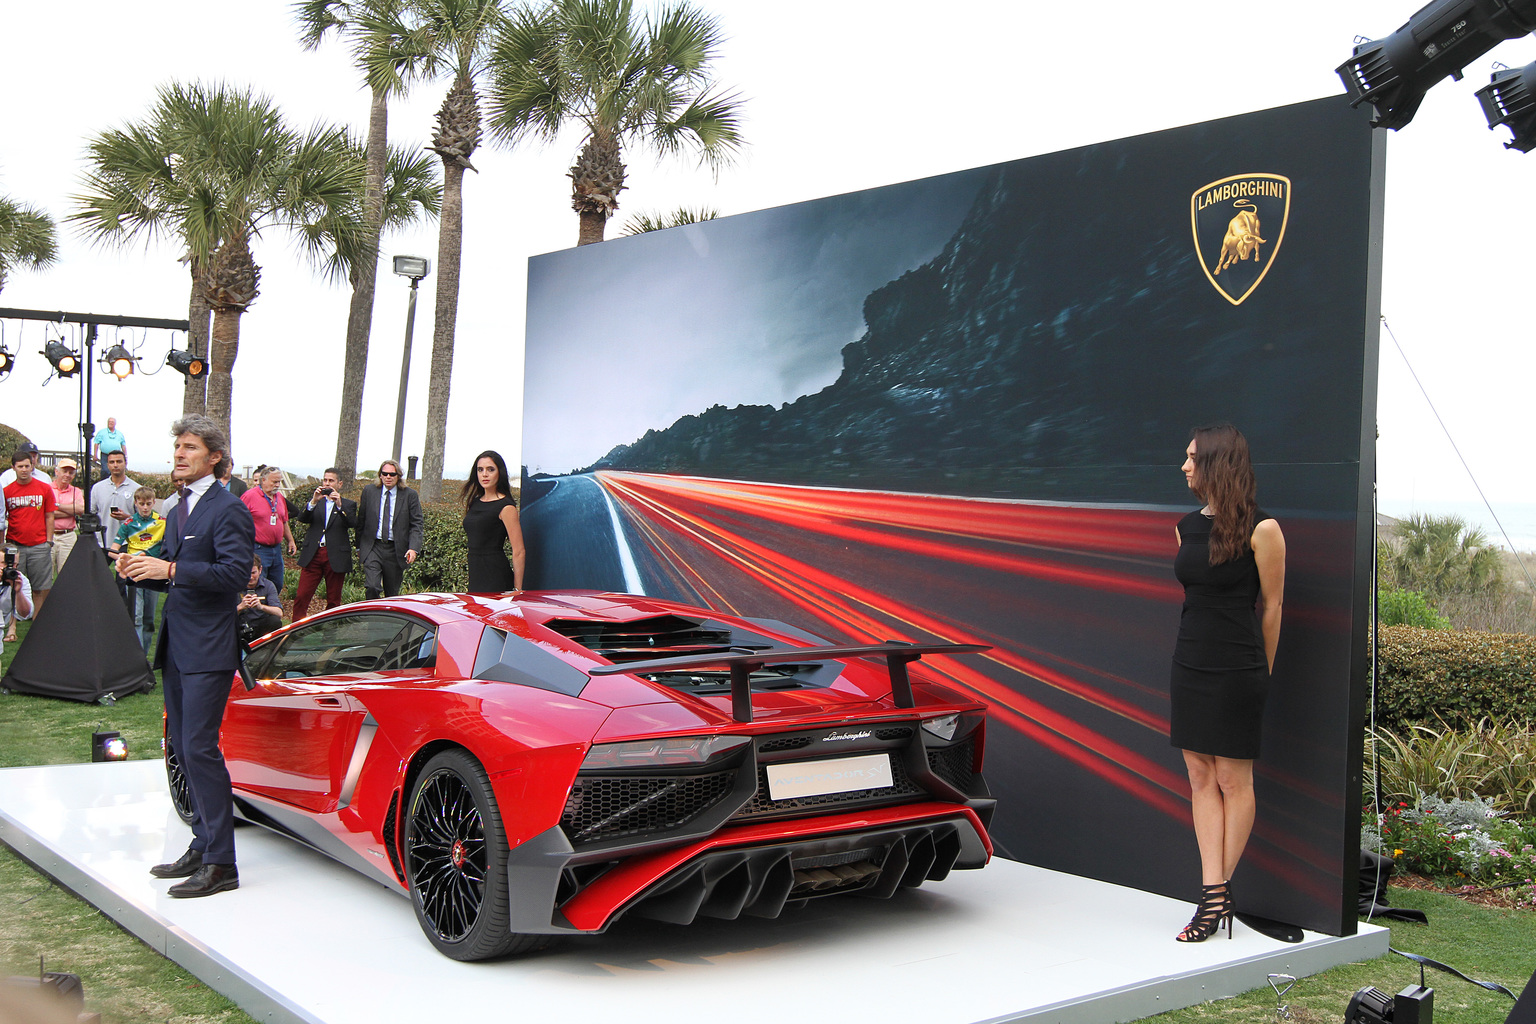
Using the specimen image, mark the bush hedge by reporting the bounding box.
[1377,625,1536,731]
[1378,587,1451,630]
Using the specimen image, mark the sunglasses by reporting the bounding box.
[380,471,399,477]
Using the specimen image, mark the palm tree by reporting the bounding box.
[0,192,58,297]
[411,0,506,502]
[486,0,743,245]
[296,0,437,483]
[1384,513,1504,599]
[72,119,214,416]
[72,81,366,442]
[621,204,717,235]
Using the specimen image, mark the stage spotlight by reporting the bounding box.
[0,345,13,379]
[103,344,136,380]
[1477,58,1536,148]
[43,340,80,377]
[1337,0,1536,130]
[1348,986,1395,1024]
[166,348,207,379]
[1345,984,1435,1024]
[91,731,128,762]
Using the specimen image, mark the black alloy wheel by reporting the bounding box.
[164,735,196,825]
[404,748,542,960]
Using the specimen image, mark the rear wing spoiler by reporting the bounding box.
[586,641,990,723]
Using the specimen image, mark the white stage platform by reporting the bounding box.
[0,761,1386,1024]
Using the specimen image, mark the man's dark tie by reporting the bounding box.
[173,486,191,543]
[383,489,393,542]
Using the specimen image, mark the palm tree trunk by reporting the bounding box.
[206,307,241,444]
[332,86,389,485]
[577,210,607,245]
[419,159,464,502]
[183,269,211,417]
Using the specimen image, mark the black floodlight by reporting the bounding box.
[1337,0,1536,129]
[91,730,128,762]
[103,343,135,380]
[1477,57,1536,147]
[43,340,80,377]
[0,344,12,380]
[167,347,207,378]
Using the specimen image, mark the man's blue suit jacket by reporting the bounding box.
[151,481,256,674]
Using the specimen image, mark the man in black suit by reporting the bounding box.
[356,459,422,599]
[119,415,254,898]
[292,467,357,619]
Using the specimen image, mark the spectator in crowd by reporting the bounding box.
[357,459,422,599]
[238,556,283,641]
[0,547,34,660]
[110,485,167,655]
[218,457,247,497]
[3,449,56,631]
[92,416,127,474]
[242,467,296,590]
[91,452,138,550]
[0,441,51,489]
[293,468,356,619]
[49,457,85,577]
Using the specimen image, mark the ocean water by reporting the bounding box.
[1379,499,1536,554]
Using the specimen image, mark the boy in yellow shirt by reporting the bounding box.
[111,486,165,654]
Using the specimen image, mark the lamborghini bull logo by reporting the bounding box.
[1215,201,1266,275]
[1191,173,1290,306]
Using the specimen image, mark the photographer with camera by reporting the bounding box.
[292,468,356,620]
[0,546,34,658]
[237,557,282,643]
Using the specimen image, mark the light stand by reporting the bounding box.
[390,255,431,465]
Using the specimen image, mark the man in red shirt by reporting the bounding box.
[240,467,296,590]
[3,450,57,623]
[50,457,86,576]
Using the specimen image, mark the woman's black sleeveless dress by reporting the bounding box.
[464,495,517,592]
[1169,508,1273,759]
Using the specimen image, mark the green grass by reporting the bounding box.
[1148,887,1535,1023]
[1,621,1531,1023]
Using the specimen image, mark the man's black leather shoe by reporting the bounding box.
[168,863,239,898]
[150,849,203,879]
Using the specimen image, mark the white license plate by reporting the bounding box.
[766,753,894,800]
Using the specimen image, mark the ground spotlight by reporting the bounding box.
[1476,57,1536,148]
[43,340,80,377]
[1346,984,1435,1024]
[166,347,207,379]
[1337,0,1536,130]
[102,344,136,380]
[91,731,128,762]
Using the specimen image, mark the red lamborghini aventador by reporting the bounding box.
[165,591,995,960]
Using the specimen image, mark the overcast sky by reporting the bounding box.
[2,0,1533,512]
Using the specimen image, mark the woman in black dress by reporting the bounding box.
[460,450,526,593]
[1171,424,1285,942]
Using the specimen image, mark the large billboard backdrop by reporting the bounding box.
[522,96,1383,935]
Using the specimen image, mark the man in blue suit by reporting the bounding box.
[119,415,254,898]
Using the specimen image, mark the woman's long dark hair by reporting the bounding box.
[461,450,513,513]
[1189,423,1258,565]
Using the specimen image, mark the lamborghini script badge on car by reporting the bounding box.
[164,591,996,960]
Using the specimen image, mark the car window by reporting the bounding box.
[262,615,418,680]
[378,619,437,672]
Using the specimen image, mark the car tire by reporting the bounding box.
[164,734,197,826]
[404,749,544,960]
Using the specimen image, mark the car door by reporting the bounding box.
[224,614,427,813]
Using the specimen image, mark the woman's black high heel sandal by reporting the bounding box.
[1176,881,1233,942]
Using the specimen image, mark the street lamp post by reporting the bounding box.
[390,255,431,466]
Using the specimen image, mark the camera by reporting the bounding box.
[2,548,17,586]
[319,487,334,496]
[240,619,262,644]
